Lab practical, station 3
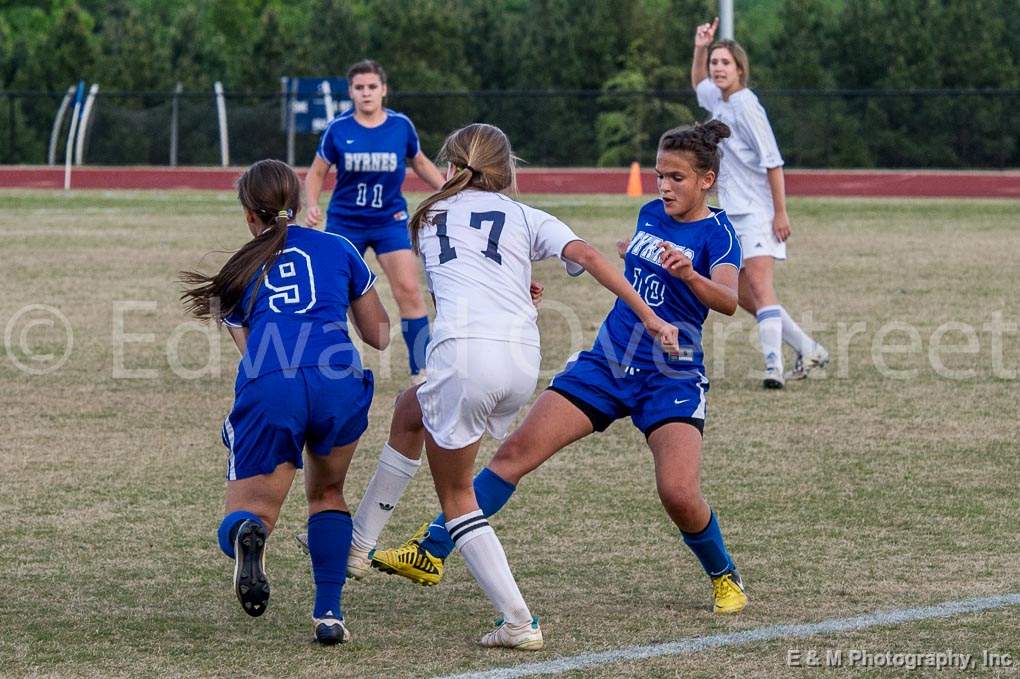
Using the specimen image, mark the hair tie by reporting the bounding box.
[464,164,478,175]
[277,209,293,220]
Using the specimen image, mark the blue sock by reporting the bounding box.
[217,510,263,559]
[681,511,736,578]
[308,510,352,619]
[401,316,430,375]
[420,467,516,560]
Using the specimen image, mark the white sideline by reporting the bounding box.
[433,593,1020,679]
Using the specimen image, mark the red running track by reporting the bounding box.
[1,165,1017,198]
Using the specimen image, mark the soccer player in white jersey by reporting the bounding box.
[347,123,678,650]
[691,18,828,388]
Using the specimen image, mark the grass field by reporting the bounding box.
[1,190,1018,678]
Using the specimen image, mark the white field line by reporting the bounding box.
[434,593,1020,679]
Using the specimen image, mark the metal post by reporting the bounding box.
[322,81,335,120]
[48,85,76,166]
[75,83,99,165]
[64,81,85,191]
[214,81,229,167]
[286,78,297,166]
[720,0,734,40]
[170,82,182,167]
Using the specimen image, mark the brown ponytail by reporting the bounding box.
[180,159,301,321]
[409,123,517,254]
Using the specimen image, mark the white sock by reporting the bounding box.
[351,443,421,552]
[448,510,531,626]
[756,305,784,371]
[779,306,816,356]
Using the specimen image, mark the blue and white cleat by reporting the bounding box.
[313,614,351,645]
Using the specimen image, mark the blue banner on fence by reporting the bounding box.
[282,77,351,134]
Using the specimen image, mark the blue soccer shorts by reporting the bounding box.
[221,367,374,480]
[326,218,411,256]
[547,350,708,437]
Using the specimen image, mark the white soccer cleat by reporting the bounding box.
[763,366,785,389]
[479,616,544,651]
[347,546,373,580]
[787,343,830,380]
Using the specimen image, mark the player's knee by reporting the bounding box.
[306,480,345,508]
[489,435,534,484]
[657,484,700,517]
[390,277,422,306]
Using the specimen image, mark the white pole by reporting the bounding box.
[214,81,229,167]
[64,82,84,191]
[286,78,297,166]
[720,0,734,40]
[170,82,182,167]
[321,81,336,120]
[75,83,99,165]
[48,85,75,166]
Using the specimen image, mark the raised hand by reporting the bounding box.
[695,17,719,48]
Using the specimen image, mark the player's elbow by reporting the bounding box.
[562,240,599,271]
[716,293,738,316]
[363,319,391,351]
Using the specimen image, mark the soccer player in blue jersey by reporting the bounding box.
[305,59,445,382]
[372,121,750,615]
[180,159,390,645]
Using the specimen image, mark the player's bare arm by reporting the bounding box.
[304,156,331,227]
[691,17,718,88]
[562,240,679,350]
[767,166,791,242]
[348,288,391,350]
[409,151,445,191]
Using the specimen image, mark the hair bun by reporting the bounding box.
[699,120,731,146]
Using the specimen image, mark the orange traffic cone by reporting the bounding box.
[626,161,643,197]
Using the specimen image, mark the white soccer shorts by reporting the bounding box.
[417,338,540,450]
[728,212,787,262]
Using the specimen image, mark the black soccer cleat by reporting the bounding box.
[233,519,270,617]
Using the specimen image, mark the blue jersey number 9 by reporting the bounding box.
[266,247,317,313]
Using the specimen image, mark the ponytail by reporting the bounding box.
[408,123,517,255]
[409,167,473,254]
[180,160,301,321]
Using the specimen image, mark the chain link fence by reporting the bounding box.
[2,88,1018,169]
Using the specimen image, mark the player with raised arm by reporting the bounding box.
[370,122,749,617]
[180,159,389,645]
[305,59,444,382]
[346,123,679,649]
[691,18,828,388]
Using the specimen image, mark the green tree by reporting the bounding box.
[758,0,869,167]
[596,41,694,167]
